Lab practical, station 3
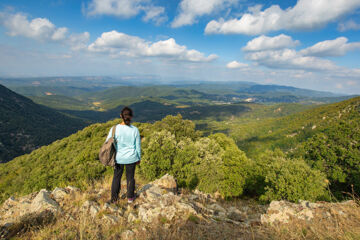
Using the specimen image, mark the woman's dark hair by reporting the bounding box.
[121,106,133,117]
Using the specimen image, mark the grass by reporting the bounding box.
[5,173,360,240]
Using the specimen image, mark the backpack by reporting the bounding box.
[99,125,117,167]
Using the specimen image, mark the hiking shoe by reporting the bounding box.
[127,197,135,203]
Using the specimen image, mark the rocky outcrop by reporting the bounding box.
[2,174,356,239]
[261,200,357,224]
[0,188,65,239]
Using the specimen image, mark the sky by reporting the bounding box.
[0,0,360,94]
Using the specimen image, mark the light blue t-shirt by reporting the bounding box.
[106,124,141,164]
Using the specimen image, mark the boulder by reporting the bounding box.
[30,189,60,214]
[51,187,68,201]
[261,200,315,224]
[151,174,177,192]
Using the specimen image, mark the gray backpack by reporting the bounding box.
[99,125,117,167]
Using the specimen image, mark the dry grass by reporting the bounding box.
[258,198,360,240]
[8,178,360,240]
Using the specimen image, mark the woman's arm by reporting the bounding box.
[135,128,141,160]
[105,127,113,142]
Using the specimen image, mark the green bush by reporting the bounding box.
[247,149,329,202]
[138,116,249,198]
[296,118,360,197]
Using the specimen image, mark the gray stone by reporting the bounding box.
[90,205,99,217]
[51,187,68,201]
[121,230,135,240]
[103,214,119,224]
[102,203,118,213]
[226,207,245,222]
[151,173,177,190]
[208,203,226,213]
[81,200,99,217]
[30,189,60,213]
[145,185,163,202]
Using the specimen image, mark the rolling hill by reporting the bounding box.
[0,96,359,204]
[0,84,88,163]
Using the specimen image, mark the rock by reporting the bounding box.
[138,204,162,223]
[2,196,18,210]
[121,230,135,240]
[90,205,100,217]
[127,212,138,222]
[161,206,177,221]
[51,187,68,201]
[30,189,60,214]
[261,200,316,224]
[299,200,319,209]
[261,201,296,224]
[151,174,177,191]
[175,202,197,215]
[297,208,313,221]
[145,185,163,202]
[65,186,80,193]
[102,203,119,213]
[226,207,246,222]
[102,214,119,224]
[81,200,99,217]
[208,203,226,214]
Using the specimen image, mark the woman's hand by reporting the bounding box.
[136,160,141,165]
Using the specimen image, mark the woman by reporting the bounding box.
[105,106,141,204]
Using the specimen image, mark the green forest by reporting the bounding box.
[1,96,359,205]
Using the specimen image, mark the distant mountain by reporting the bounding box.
[0,84,88,163]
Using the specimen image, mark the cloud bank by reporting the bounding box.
[205,0,360,35]
[88,30,218,62]
[172,0,238,28]
[0,12,89,50]
[86,0,167,24]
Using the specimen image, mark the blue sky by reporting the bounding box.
[0,0,360,94]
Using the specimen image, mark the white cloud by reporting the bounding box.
[0,12,90,51]
[338,20,360,32]
[300,37,360,57]
[205,0,360,35]
[245,49,337,71]
[88,30,217,62]
[241,35,342,71]
[2,13,59,40]
[86,0,167,24]
[226,60,248,69]
[242,34,299,52]
[87,0,143,18]
[172,0,238,28]
[142,6,167,25]
[51,27,68,41]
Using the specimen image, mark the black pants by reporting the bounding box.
[111,162,136,200]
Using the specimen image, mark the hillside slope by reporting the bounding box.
[221,96,360,157]
[0,84,88,163]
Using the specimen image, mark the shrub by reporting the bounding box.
[247,149,329,202]
[139,130,177,180]
[297,119,360,197]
